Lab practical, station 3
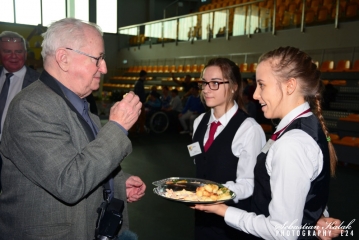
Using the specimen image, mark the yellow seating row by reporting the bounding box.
[320,59,359,72]
[330,133,359,147]
[128,63,258,73]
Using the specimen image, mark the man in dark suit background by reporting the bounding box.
[0,31,40,193]
[0,18,146,239]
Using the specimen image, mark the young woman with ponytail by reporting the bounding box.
[193,47,341,240]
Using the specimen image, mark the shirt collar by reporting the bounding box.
[1,65,26,79]
[274,102,312,134]
[56,80,84,115]
[209,101,238,127]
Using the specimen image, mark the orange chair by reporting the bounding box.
[329,133,340,142]
[288,3,298,13]
[320,60,334,72]
[330,80,347,86]
[346,2,359,18]
[339,114,359,122]
[248,63,258,72]
[347,59,359,71]
[170,65,177,73]
[305,9,316,25]
[199,64,205,73]
[240,63,248,72]
[293,12,303,26]
[323,0,334,12]
[317,6,329,22]
[310,0,321,13]
[330,60,350,72]
[192,64,199,72]
[164,65,169,73]
[177,65,184,73]
[157,65,163,73]
[333,136,359,147]
[147,66,153,73]
[184,64,191,73]
[128,66,135,72]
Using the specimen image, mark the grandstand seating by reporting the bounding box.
[320,60,334,72]
[330,60,351,71]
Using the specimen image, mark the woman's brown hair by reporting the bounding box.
[259,46,337,176]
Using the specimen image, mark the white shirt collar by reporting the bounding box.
[2,66,26,79]
[274,102,312,135]
[209,101,238,127]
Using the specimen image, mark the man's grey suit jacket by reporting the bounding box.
[0,70,132,239]
[0,65,39,191]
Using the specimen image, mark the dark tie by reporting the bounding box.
[82,99,114,200]
[82,99,98,135]
[0,73,13,134]
[204,121,221,152]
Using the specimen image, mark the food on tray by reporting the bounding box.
[165,179,188,184]
[164,183,232,202]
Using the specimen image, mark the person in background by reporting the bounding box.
[179,84,205,135]
[193,47,342,240]
[0,18,145,239]
[0,31,40,193]
[133,70,147,133]
[192,58,266,240]
[145,91,162,117]
[162,88,183,132]
[171,73,194,105]
[160,85,171,110]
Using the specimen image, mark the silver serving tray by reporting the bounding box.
[152,177,236,204]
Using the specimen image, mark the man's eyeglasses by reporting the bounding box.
[198,81,229,90]
[66,47,105,67]
[0,37,24,43]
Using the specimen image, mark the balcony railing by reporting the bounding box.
[118,0,358,48]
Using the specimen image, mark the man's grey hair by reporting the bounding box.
[41,18,103,61]
[0,31,27,50]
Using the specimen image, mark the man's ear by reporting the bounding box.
[55,48,69,72]
[286,77,297,95]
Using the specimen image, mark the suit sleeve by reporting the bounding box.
[5,96,132,204]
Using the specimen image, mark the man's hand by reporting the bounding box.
[125,176,146,202]
[316,217,343,240]
[109,91,142,130]
[191,203,228,217]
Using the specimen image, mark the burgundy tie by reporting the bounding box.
[204,121,221,152]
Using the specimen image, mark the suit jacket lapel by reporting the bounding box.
[22,66,38,89]
[39,70,96,142]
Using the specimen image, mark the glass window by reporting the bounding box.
[97,0,117,33]
[15,0,41,25]
[67,0,89,21]
[0,0,14,23]
[201,12,214,40]
[42,0,66,27]
[178,16,197,41]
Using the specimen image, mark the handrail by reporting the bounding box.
[118,0,264,31]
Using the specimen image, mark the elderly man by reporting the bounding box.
[0,31,39,193]
[0,18,145,239]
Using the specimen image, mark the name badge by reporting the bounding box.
[187,142,202,157]
[261,139,275,154]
